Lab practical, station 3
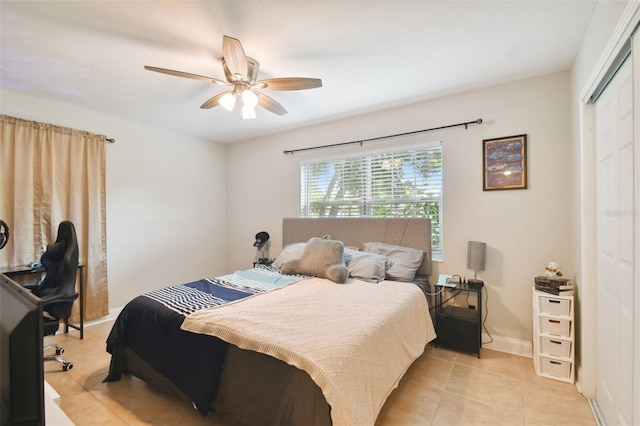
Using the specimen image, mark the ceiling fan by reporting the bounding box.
[145,35,322,119]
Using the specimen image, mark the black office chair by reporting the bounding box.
[31,221,80,371]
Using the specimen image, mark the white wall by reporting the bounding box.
[1,89,228,309]
[226,71,573,349]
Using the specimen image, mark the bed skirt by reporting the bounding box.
[108,344,332,426]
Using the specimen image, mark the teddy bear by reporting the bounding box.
[281,237,349,283]
[544,261,562,277]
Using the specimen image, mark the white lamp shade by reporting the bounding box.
[219,92,237,111]
[467,241,486,272]
[242,89,258,107]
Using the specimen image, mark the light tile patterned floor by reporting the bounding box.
[44,321,595,425]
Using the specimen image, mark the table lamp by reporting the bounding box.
[467,240,486,289]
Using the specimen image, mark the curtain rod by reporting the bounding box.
[105,137,115,144]
[283,118,483,155]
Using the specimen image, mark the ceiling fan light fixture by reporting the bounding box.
[241,104,256,120]
[241,89,258,108]
[145,35,322,119]
[219,92,237,111]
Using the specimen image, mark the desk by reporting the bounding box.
[0,264,85,339]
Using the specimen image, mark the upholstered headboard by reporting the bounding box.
[282,217,432,277]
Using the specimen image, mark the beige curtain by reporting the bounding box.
[0,115,109,321]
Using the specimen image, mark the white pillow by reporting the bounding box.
[362,242,424,281]
[272,243,306,269]
[344,248,392,283]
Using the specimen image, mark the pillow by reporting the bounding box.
[272,243,306,269]
[362,242,425,281]
[281,237,349,283]
[344,248,391,283]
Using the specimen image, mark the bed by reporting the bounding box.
[105,217,436,426]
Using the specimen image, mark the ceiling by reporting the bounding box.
[1,1,597,144]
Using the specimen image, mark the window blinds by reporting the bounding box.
[301,146,442,251]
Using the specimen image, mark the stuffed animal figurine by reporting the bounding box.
[544,261,562,277]
[281,237,348,283]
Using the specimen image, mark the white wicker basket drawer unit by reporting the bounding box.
[537,295,571,316]
[538,315,572,337]
[532,288,575,384]
[539,356,572,380]
[539,336,572,358]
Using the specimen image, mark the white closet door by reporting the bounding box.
[595,56,634,426]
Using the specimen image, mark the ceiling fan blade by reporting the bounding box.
[222,36,248,79]
[144,66,227,85]
[200,91,232,109]
[256,92,288,116]
[223,57,260,84]
[255,77,322,91]
[246,57,260,84]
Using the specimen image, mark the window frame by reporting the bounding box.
[299,141,443,255]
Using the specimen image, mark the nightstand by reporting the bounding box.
[434,283,482,358]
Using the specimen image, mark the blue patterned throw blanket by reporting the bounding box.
[105,266,303,416]
[142,266,303,315]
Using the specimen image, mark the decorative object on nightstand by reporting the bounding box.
[544,261,563,277]
[466,240,486,289]
[532,286,575,383]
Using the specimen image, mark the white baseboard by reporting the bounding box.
[588,398,606,426]
[83,306,123,328]
[482,333,533,358]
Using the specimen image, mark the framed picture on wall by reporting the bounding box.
[482,134,527,191]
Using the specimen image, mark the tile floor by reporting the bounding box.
[44,321,596,425]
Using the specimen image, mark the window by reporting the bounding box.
[300,144,443,252]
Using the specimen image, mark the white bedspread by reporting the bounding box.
[181,277,436,426]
